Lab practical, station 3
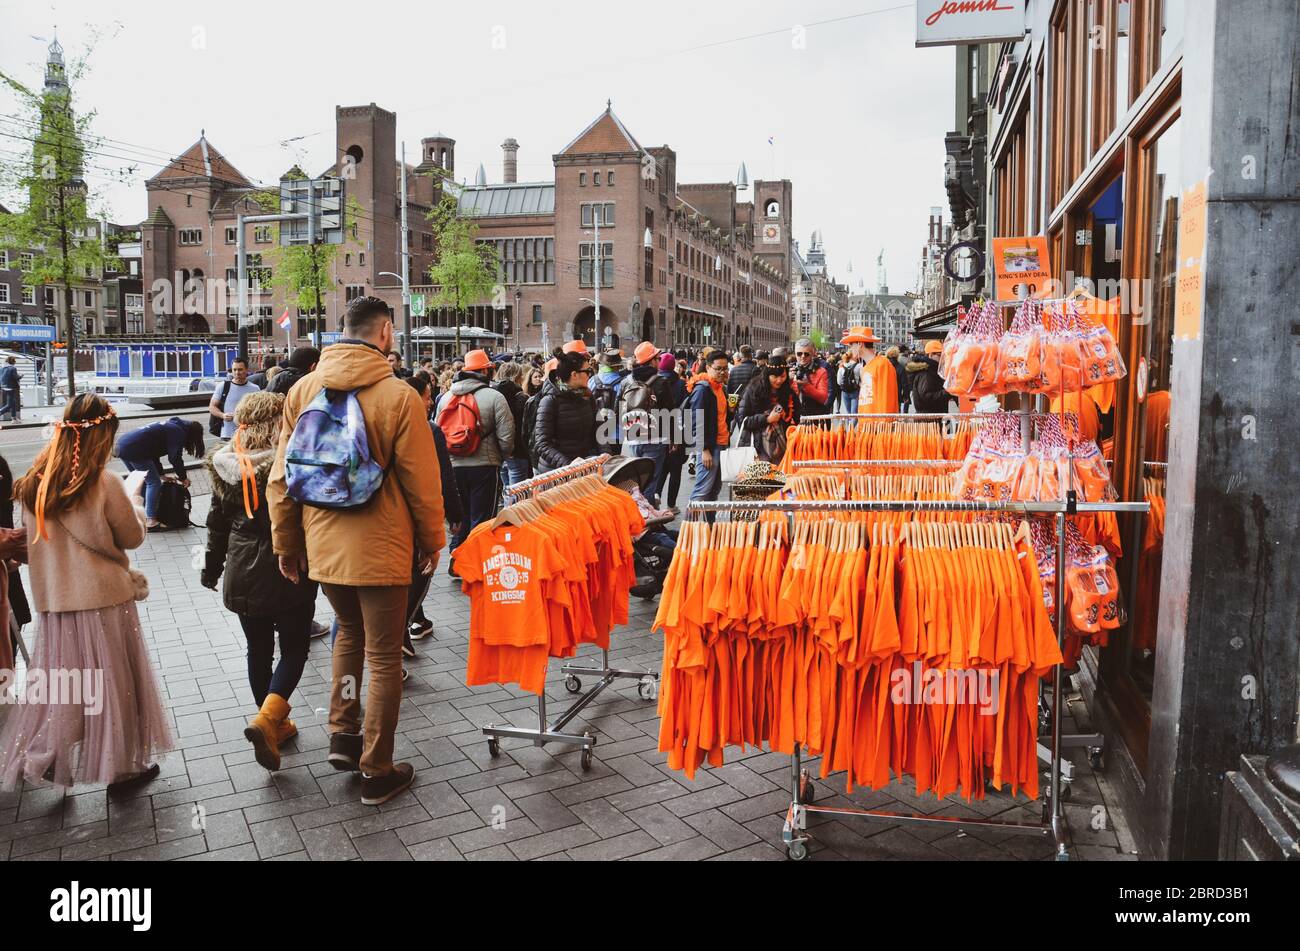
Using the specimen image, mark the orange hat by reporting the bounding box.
[634,341,661,366]
[463,349,491,372]
[543,357,559,374]
[924,339,943,356]
[841,326,881,344]
[562,339,589,355]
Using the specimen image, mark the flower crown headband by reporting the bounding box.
[34,408,117,542]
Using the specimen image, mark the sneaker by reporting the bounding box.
[409,619,434,641]
[327,731,362,772]
[309,621,329,639]
[401,666,410,684]
[401,631,416,659]
[361,762,415,806]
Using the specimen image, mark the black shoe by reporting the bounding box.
[327,732,362,772]
[401,666,410,684]
[402,631,416,659]
[409,619,434,641]
[361,762,415,806]
[309,621,329,639]
[107,763,161,795]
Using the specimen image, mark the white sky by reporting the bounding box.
[0,0,954,293]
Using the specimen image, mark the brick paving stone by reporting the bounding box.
[112,835,211,862]
[250,816,304,859]
[353,829,413,861]
[201,810,253,850]
[706,842,785,861]
[9,821,107,858]
[61,792,108,828]
[661,783,747,818]
[569,798,638,838]
[511,791,582,832]
[181,843,260,861]
[406,837,465,861]
[684,809,761,852]
[63,828,157,861]
[623,837,724,861]
[566,830,659,861]
[396,811,484,848]
[550,773,633,806]
[299,824,360,861]
[624,803,697,845]
[507,824,600,861]
[341,804,432,838]
[450,817,543,853]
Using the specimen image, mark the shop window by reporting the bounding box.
[1156,0,1185,71]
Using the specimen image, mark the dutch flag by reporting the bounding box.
[277,307,292,331]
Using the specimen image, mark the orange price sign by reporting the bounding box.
[991,236,1052,302]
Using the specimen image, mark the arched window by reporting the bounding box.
[765,200,780,218]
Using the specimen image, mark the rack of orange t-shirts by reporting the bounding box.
[456,454,659,772]
[666,496,1148,862]
[781,413,988,474]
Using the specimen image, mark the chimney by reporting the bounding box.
[502,138,519,184]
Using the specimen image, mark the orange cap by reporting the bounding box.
[463,349,491,372]
[925,340,943,356]
[562,339,589,355]
[634,341,661,366]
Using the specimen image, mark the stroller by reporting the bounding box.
[602,456,675,601]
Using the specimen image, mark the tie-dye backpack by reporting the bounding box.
[284,387,385,509]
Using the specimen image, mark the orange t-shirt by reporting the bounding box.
[455,523,562,646]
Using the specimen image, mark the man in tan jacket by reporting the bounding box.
[268,296,445,805]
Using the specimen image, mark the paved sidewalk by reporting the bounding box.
[0,494,1140,861]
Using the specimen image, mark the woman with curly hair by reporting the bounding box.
[201,391,319,771]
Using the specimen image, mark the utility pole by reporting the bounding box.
[399,142,412,366]
[593,208,601,347]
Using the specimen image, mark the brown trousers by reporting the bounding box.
[321,583,408,777]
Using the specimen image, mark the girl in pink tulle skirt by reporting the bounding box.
[0,394,173,791]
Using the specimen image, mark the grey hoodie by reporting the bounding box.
[435,371,516,468]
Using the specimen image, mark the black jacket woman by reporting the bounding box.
[735,363,798,464]
[201,391,319,772]
[534,352,599,473]
[907,342,949,413]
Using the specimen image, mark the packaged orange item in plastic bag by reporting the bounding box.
[999,298,1044,388]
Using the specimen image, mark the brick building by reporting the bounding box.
[436,105,791,357]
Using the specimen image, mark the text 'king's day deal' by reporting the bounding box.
[992,235,1053,301]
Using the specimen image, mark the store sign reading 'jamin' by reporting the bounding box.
[916,0,1027,48]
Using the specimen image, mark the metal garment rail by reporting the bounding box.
[684,497,1149,861]
[791,459,964,469]
[482,455,658,771]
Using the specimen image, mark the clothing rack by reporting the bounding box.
[684,496,1149,861]
[798,412,998,423]
[791,459,964,470]
[484,454,659,771]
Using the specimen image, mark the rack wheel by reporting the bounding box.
[1059,783,1072,802]
[580,747,594,772]
[1055,849,1071,863]
[637,676,659,701]
[799,779,816,804]
[786,840,809,862]
[487,737,500,758]
[1088,747,1104,770]
[564,674,582,694]
[1041,800,1051,825]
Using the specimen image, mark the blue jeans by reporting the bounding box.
[630,442,668,506]
[123,458,163,519]
[840,392,859,415]
[689,442,725,518]
[501,457,532,488]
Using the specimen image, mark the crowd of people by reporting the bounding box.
[0,297,946,809]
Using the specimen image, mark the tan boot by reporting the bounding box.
[276,719,298,745]
[245,693,290,771]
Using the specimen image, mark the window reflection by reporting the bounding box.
[1131,115,1180,696]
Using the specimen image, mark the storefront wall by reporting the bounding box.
[983,0,1300,858]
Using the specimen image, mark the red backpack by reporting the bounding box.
[436,391,483,456]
